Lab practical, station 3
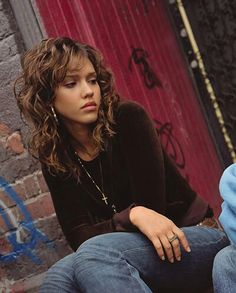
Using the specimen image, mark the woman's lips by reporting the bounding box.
[81,102,97,111]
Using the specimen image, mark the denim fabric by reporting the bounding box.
[213,244,236,293]
[40,227,229,293]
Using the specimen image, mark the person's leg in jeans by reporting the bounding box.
[74,227,228,293]
[40,253,80,293]
[213,244,236,293]
[41,226,229,293]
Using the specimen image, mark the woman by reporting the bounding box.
[15,37,229,293]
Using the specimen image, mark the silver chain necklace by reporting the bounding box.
[75,152,117,214]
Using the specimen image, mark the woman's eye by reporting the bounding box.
[64,82,76,88]
[89,78,97,84]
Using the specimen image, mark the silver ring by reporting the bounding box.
[168,234,178,243]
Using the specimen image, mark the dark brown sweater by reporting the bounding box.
[42,100,211,251]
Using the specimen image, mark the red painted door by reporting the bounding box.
[35,0,223,214]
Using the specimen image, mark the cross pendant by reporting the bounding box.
[102,195,108,205]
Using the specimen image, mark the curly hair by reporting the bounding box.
[15,37,120,176]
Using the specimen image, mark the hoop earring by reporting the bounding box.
[51,106,59,124]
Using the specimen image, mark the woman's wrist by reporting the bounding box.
[129,205,146,226]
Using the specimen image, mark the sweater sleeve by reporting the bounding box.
[42,166,135,251]
[116,101,166,213]
[219,163,236,244]
[116,100,208,225]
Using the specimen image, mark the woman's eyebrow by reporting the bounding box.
[65,71,97,78]
[86,71,97,78]
[65,73,78,78]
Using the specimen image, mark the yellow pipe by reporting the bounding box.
[176,0,236,162]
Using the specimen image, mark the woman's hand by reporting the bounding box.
[129,206,191,263]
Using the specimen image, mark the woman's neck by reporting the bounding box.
[67,125,99,161]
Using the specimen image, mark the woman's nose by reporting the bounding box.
[81,81,93,99]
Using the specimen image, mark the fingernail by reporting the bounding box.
[177,256,181,261]
[170,258,174,263]
[187,247,191,252]
[161,256,165,261]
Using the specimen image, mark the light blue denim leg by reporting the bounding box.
[74,227,229,293]
[40,227,229,293]
[213,244,236,293]
[40,253,80,293]
[74,234,152,293]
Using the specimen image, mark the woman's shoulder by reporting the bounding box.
[114,99,156,137]
[116,99,147,115]
[115,100,150,126]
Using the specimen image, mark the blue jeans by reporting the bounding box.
[40,227,229,293]
[213,244,236,293]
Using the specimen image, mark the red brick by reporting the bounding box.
[0,236,13,255]
[23,272,45,291]
[6,132,24,154]
[0,266,6,280]
[10,272,45,293]
[0,206,22,234]
[0,205,38,236]
[11,281,24,293]
[0,123,11,137]
[25,193,55,220]
[12,182,27,201]
[23,175,40,198]
[0,211,10,234]
[0,188,15,208]
[0,138,7,149]
[37,172,49,193]
[10,205,22,224]
[8,204,23,224]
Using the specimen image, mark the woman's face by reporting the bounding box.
[54,56,101,131]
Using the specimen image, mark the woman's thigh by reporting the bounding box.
[41,227,229,293]
[75,226,229,292]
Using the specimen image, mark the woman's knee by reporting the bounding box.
[40,253,78,293]
[74,232,150,275]
[75,233,123,266]
[77,232,148,255]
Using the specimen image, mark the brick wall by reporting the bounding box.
[0,1,71,292]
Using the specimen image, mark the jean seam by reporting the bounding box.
[119,253,152,293]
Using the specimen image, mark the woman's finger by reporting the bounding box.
[151,237,166,261]
[159,235,175,263]
[172,227,191,253]
[167,233,181,261]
